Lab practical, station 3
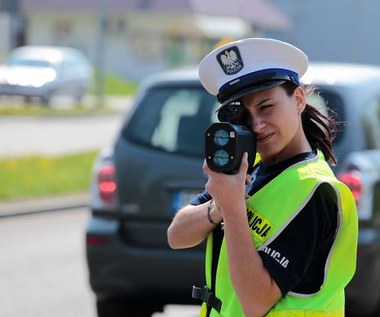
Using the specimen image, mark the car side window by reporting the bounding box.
[312,89,345,145]
[362,98,380,149]
[123,86,218,157]
[306,92,329,117]
[60,57,78,74]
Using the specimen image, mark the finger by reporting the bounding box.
[203,159,216,177]
[239,152,249,175]
[245,173,253,185]
[203,159,210,175]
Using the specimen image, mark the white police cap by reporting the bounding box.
[199,38,309,106]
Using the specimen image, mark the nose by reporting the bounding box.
[250,115,265,133]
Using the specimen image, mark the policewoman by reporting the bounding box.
[167,38,358,317]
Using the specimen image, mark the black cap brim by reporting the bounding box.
[219,79,286,107]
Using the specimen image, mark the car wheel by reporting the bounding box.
[74,90,85,104]
[370,298,380,317]
[40,93,52,106]
[96,297,162,317]
[24,96,33,104]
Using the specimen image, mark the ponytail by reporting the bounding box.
[301,104,338,165]
[281,82,338,165]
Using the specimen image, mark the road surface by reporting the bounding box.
[0,114,123,158]
[0,207,200,317]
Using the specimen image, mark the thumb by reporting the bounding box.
[239,152,249,175]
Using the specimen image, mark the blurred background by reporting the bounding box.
[1,1,379,317]
[1,0,380,107]
[2,0,380,85]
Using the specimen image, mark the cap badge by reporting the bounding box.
[217,46,244,75]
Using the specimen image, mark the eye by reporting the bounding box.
[259,104,273,111]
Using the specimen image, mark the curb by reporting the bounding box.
[0,192,90,218]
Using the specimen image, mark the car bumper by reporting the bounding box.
[85,215,205,303]
[86,218,380,311]
[345,228,380,316]
[0,83,49,98]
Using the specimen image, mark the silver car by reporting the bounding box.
[0,45,92,105]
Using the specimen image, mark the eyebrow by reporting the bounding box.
[245,97,272,108]
[240,97,273,108]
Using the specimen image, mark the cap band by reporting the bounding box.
[217,68,299,103]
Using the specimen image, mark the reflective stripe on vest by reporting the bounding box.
[203,150,358,317]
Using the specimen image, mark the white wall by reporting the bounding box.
[24,12,253,81]
[24,13,168,81]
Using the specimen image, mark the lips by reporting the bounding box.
[257,133,274,143]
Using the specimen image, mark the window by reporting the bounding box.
[362,98,380,149]
[131,31,163,60]
[123,85,218,157]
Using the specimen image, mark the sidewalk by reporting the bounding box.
[0,96,132,217]
[0,192,90,218]
[0,95,134,158]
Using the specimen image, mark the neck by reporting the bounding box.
[262,128,312,165]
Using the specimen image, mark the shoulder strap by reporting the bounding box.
[208,224,223,315]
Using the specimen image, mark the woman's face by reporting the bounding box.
[241,85,307,164]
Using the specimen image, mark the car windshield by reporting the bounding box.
[7,57,53,68]
[122,85,218,157]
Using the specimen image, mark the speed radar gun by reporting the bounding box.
[205,103,256,174]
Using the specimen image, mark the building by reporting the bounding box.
[18,0,290,81]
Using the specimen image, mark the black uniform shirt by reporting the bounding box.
[191,150,338,296]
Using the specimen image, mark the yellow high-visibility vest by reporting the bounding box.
[202,150,358,317]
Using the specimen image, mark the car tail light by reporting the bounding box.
[337,171,362,202]
[97,164,117,204]
[86,234,108,246]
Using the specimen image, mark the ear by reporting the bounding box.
[294,86,306,114]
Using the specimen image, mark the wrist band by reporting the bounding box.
[207,200,219,225]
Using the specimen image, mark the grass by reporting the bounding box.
[0,151,98,201]
[87,71,139,96]
[102,73,139,96]
[0,72,135,200]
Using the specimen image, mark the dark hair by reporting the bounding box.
[281,81,338,165]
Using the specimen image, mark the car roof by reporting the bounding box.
[302,62,380,87]
[143,62,380,90]
[142,66,199,88]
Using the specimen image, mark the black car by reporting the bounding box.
[86,63,380,317]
